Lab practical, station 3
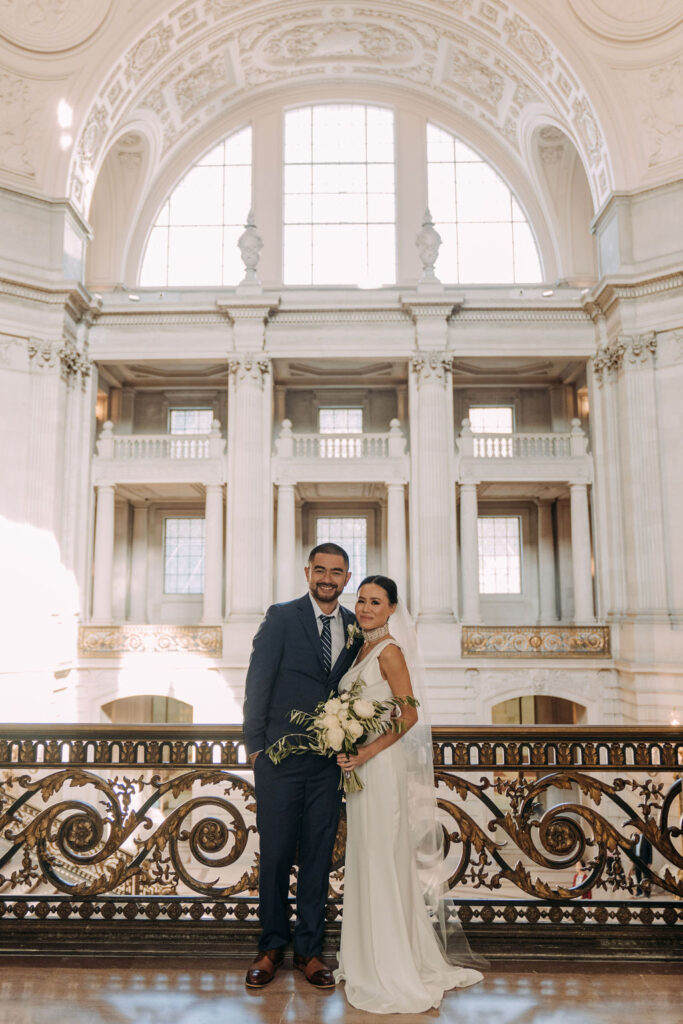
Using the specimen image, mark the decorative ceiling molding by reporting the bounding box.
[66,0,614,214]
[0,0,112,53]
[568,0,683,43]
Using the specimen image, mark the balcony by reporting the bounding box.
[273,418,409,484]
[0,723,680,957]
[92,420,227,486]
[456,417,592,484]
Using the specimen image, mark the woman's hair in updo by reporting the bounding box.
[358,574,399,605]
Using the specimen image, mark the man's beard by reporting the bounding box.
[311,581,343,603]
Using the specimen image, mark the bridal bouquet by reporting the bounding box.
[266,679,418,793]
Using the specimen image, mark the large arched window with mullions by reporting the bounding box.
[283,104,396,287]
[427,123,542,283]
[140,126,252,287]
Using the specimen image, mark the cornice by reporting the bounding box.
[0,277,95,320]
[451,307,592,323]
[94,311,226,327]
[592,269,683,316]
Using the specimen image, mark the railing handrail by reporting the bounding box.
[0,723,679,741]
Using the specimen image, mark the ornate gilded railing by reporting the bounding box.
[0,725,681,956]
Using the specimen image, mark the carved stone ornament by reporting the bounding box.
[27,339,60,371]
[593,337,626,384]
[625,331,657,365]
[237,210,264,284]
[410,352,453,386]
[415,208,442,283]
[228,355,270,387]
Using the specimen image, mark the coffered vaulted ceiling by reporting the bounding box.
[0,0,681,215]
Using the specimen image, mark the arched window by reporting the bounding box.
[140,126,252,286]
[427,124,542,283]
[283,104,396,286]
[102,695,193,724]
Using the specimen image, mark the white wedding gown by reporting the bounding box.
[334,639,483,1014]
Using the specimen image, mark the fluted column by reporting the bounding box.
[92,484,115,622]
[537,499,557,622]
[276,483,296,603]
[226,355,271,618]
[203,484,224,622]
[410,353,456,619]
[460,482,480,623]
[128,503,149,622]
[570,482,594,622]
[386,482,407,602]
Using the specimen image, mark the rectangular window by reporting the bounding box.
[477,516,521,594]
[164,517,205,594]
[316,517,366,592]
[169,408,213,434]
[283,105,396,286]
[469,406,513,457]
[319,407,363,434]
[468,406,513,433]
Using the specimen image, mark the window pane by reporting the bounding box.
[284,104,396,285]
[319,408,363,433]
[468,407,514,433]
[316,517,366,592]
[164,517,205,594]
[139,126,252,286]
[427,122,542,283]
[477,517,521,594]
[169,409,213,434]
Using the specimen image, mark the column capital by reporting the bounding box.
[593,337,626,385]
[410,351,452,387]
[228,354,271,388]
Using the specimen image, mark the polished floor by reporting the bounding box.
[0,957,680,1024]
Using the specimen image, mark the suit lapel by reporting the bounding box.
[298,596,325,671]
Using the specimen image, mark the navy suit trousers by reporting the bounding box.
[253,749,342,956]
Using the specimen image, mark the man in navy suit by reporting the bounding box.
[243,542,361,989]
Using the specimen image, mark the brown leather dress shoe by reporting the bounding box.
[293,953,336,989]
[245,947,285,988]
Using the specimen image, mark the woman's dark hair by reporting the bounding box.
[358,574,399,605]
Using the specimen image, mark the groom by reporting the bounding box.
[243,542,361,989]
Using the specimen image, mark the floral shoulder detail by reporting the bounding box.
[345,622,363,649]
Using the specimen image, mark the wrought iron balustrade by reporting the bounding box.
[0,725,680,956]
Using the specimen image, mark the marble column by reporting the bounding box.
[275,483,296,603]
[459,482,480,623]
[537,499,557,622]
[226,356,271,618]
[410,353,456,619]
[569,482,594,622]
[92,484,115,622]
[203,484,224,622]
[386,482,407,602]
[128,503,149,622]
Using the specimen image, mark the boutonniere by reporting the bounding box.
[345,623,363,649]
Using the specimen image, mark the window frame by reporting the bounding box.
[476,514,523,596]
[162,515,206,596]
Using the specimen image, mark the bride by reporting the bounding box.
[334,574,483,1014]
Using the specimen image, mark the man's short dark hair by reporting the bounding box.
[307,542,350,568]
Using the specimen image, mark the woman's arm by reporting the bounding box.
[336,642,418,770]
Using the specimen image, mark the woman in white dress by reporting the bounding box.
[334,575,483,1014]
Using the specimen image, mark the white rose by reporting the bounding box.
[347,719,364,740]
[321,713,339,729]
[336,710,351,725]
[340,692,350,703]
[324,698,342,714]
[353,699,375,719]
[325,725,345,750]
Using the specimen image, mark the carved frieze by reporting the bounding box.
[79,625,223,656]
[0,69,50,177]
[126,23,174,85]
[462,625,611,658]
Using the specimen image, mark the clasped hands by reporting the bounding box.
[337,747,371,771]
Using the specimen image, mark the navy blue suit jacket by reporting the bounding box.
[242,595,361,757]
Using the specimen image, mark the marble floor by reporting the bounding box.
[0,956,680,1024]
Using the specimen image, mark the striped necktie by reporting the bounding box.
[319,614,333,674]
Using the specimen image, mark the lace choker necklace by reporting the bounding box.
[362,623,390,643]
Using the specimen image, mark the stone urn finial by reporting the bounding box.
[416,208,442,283]
[237,209,263,285]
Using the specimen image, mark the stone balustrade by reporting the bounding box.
[457,418,589,460]
[96,420,225,461]
[274,418,407,460]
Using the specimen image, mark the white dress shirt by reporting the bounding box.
[309,593,345,669]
